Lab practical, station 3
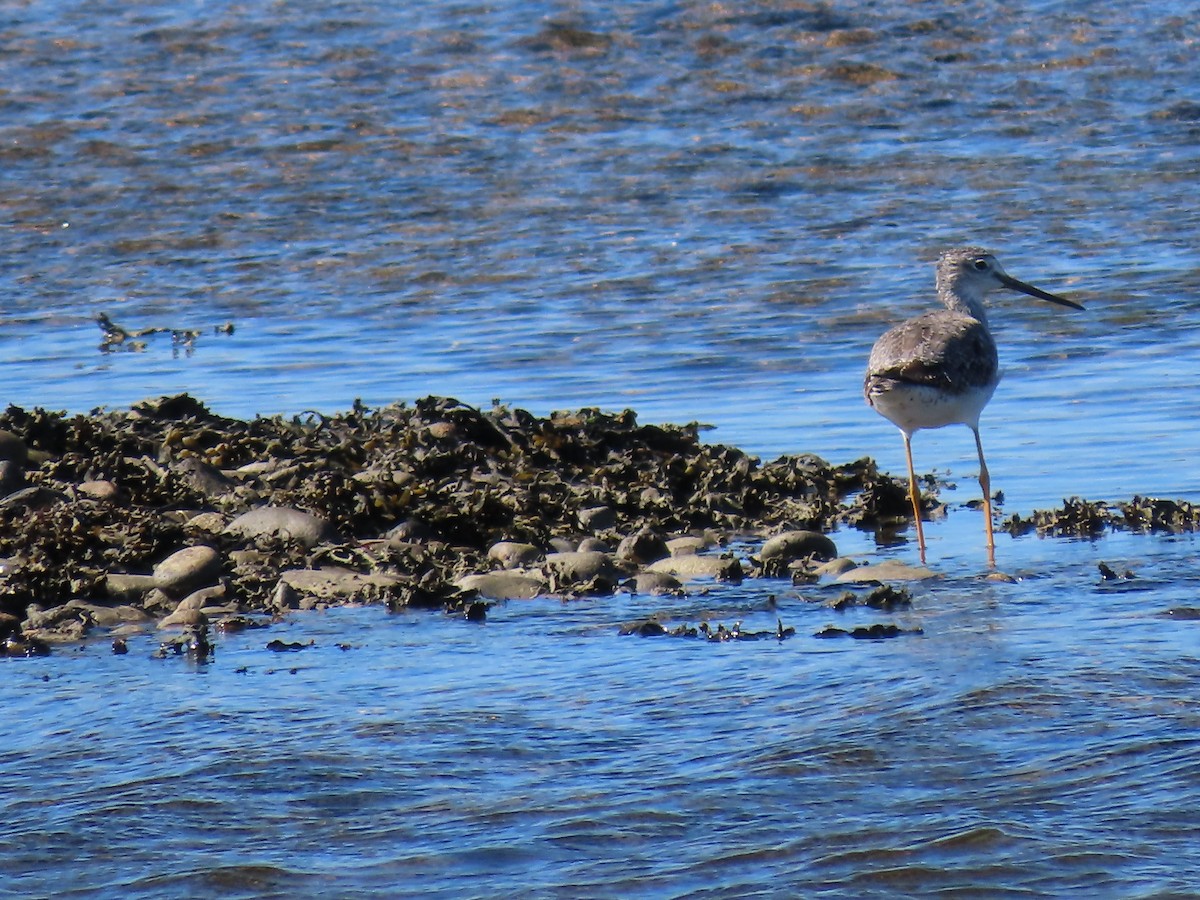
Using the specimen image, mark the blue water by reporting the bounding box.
[2,1,1200,895]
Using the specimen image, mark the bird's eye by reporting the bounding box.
[972,258,989,271]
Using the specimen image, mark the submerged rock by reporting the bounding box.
[645,554,743,582]
[759,530,838,563]
[456,572,543,600]
[627,571,685,596]
[836,559,937,583]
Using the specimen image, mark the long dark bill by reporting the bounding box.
[999,273,1084,310]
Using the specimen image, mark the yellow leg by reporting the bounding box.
[972,427,996,569]
[902,432,927,565]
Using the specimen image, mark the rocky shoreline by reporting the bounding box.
[0,394,1195,657]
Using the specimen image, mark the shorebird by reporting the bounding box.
[864,247,1083,568]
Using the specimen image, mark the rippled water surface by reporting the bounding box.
[2,1,1200,896]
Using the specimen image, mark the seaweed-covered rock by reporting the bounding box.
[0,393,1185,647]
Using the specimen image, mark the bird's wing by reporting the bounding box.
[866,311,997,393]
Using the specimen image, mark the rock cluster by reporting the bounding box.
[0,394,1192,653]
[0,395,895,651]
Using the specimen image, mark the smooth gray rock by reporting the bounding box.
[759,530,838,563]
[159,606,209,629]
[616,529,670,565]
[646,554,744,582]
[544,550,624,587]
[836,559,938,583]
[278,567,404,603]
[225,506,336,547]
[271,579,300,611]
[667,536,708,557]
[578,506,616,532]
[629,571,685,595]
[153,545,223,596]
[23,604,86,631]
[487,541,542,569]
[457,572,543,600]
[186,511,227,534]
[813,557,859,578]
[67,600,151,628]
[105,573,160,603]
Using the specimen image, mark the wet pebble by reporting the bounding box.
[78,480,119,501]
[185,511,227,534]
[152,545,222,596]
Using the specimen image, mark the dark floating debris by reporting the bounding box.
[96,312,235,355]
[266,639,312,652]
[814,623,923,640]
[152,624,212,661]
[619,618,796,642]
[1162,608,1200,621]
[830,585,912,612]
[1098,562,1135,581]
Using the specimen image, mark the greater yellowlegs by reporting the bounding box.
[864,247,1083,568]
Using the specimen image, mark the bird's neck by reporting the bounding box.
[938,280,989,326]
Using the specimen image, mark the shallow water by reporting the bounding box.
[2,0,1200,896]
[5,527,1200,898]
